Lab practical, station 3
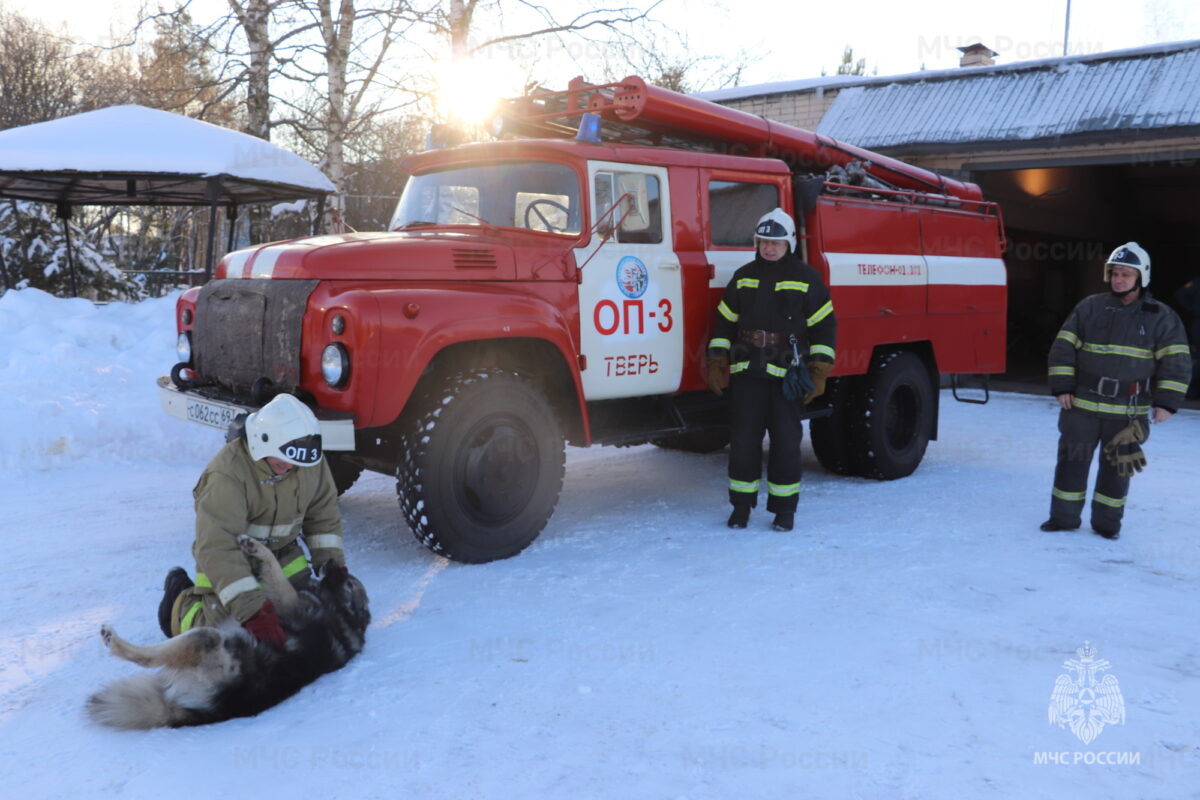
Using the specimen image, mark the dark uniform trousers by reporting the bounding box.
[728,374,803,513]
[1049,409,1150,532]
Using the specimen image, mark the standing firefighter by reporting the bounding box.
[159,393,347,646]
[1041,242,1191,539]
[706,208,837,531]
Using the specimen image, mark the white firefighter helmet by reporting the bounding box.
[754,207,797,253]
[1104,241,1150,287]
[245,394,323,466]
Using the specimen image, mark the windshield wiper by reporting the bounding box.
[450,206,502,235]
[396,220,438,229]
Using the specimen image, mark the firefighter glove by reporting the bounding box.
[707,354,729,396]
[1103,419,1148,477]
[243,599,285,650]
[804,361,834,404]
[1108,441,1146,477]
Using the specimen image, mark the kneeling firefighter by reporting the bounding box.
[159,393,347,648]
[706,208,837,531]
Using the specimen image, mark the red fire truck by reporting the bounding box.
[160,75,1007,563]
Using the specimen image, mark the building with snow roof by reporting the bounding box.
[698,40,1200,379]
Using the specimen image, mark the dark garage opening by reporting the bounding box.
[973,158,1200,384]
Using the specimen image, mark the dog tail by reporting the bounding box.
[87,675,182,730]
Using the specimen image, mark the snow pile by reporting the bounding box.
[0,288,219,469]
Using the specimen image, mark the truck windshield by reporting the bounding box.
[391,161,581,235]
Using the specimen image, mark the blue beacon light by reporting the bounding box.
[575,113,603,144]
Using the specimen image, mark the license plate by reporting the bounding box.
[185,398,242,431]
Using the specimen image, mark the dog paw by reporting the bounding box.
[100,625,114,649]
[237,535,262,557]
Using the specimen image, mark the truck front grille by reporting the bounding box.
[193,278,318,395]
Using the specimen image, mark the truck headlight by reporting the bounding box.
[321,343,349,388]
[176,332,192,364]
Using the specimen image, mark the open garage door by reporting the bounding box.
[973,158,1200,383]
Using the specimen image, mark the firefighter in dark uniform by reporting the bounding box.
[1041,242,1191,539]
[706,208,837,531]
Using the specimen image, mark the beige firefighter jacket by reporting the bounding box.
[191,438,345,622]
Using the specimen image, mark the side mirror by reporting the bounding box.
[615,173,650,232]
[594,172,616,235]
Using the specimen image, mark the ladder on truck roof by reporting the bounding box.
[496,75,984,204]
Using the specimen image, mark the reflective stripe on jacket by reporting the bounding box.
[1047,291,1191,416]
[707,252,837,380]
[191,438,345,622]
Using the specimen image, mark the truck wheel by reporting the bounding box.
[809,377,858,476]
[651,430,730,453]
[848,351,933,480]
[397,369,566,563]
[326,453,363,496]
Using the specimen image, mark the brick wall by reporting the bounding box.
[718,90,839,131]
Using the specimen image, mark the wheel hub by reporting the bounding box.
[456,415,540,525]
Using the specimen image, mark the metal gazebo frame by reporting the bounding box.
[0,169,329,295]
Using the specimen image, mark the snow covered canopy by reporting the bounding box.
[0,105,334,207]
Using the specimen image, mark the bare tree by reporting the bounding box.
[272,1,419,215]
[597,27,755,94]
[127,1,670,236]
[0,10,80,130]
[434,1,660,60]
[134,10,243,124]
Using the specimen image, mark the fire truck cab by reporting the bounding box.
[161,76,1007,563]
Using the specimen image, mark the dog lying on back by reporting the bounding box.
[88,536,370,729]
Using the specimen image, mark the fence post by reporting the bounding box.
[56,201,79,298]
[204,178,222,281]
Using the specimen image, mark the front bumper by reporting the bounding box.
[157,375,356,451]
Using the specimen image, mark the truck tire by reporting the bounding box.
[848,351,933,480]
[650,429,730,453]
[326,453,363,496]
[397,369,566,563]
[808,376,858,476]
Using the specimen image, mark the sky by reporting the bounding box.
[7,0,1200,90]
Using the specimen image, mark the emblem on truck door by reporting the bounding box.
[616,256,649,298]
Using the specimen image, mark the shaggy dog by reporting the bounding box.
[87,536,369,729]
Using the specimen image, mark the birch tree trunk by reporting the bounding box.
[229,0,274,141]
[317,0,354,222]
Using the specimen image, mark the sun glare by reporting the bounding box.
[436,59,520,127]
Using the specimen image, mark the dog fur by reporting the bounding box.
[87,536,370,729]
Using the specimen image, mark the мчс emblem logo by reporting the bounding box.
[615,256,648,299]
[1048,642,1126,745]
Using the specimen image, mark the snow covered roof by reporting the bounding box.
[0,105,334,207]
[695,74,866,103]
[696,39,1200,151]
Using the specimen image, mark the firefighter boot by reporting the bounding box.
[727,505,751,529]
[772,512,794,532]
[1039,518,1079,532]
[158,567,194,638]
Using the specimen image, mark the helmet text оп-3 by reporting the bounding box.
[245,394,324,466]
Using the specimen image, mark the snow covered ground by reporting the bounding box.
[1,288,1197,799]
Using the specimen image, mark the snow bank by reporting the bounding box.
[2,290,1197,800]
[0,288,220,469]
